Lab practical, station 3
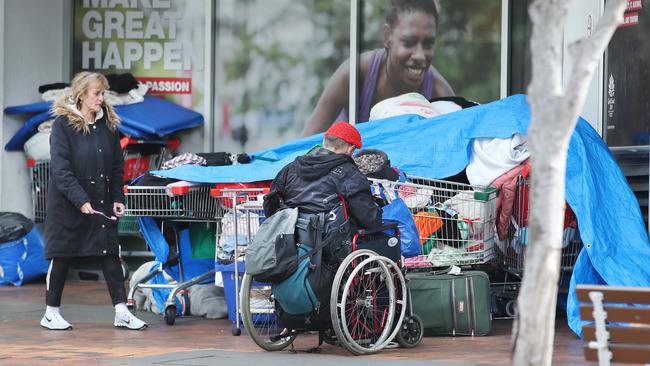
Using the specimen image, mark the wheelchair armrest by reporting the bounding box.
[356,221,399,236]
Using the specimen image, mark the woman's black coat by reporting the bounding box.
[44,106,124,259]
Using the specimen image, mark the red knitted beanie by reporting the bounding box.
[324,121,362,148]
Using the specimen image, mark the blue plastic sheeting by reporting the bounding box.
[153,94,650,336]
[4,108,157,151]
[3,101,51,115]
[114,96,204,137]
[152,95,531,183]
[565,120,650,336]
[3,96,204,150]
[4,111,52,151]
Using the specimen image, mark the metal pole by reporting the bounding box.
[348,0,359,124]
[232,194,240,333]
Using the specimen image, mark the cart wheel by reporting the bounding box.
[181,293,191,316]
[232,327,241,336]
[396,314,424,348]
[505,299,517,318]
[164,305,176,325]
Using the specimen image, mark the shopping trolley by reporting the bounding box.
[211,187,267,336]
[369,176,499,269]
[491,173,583,318]
[27,159,50,223]
[123,181,218,325]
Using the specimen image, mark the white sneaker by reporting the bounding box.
[114,310,147,330]
[40,312,72,330]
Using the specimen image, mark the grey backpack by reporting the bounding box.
[245,207,299,283]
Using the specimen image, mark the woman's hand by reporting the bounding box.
[113,202,125,217]
[80,202,93,214]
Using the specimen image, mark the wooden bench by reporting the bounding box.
[577,285,650,366]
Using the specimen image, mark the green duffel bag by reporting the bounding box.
[407,270,492,336]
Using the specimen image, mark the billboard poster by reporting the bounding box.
[73,0,205,111]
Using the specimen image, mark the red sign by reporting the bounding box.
[626,0,643,11]
[620,11,640,27]
[136,77,192,95]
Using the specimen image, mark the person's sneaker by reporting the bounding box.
[114,310,147,330]
[40,312,72,330]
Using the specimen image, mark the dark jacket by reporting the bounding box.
[44,104,124,259]
[266,148,382,230]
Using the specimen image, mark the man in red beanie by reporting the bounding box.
[262,121,383,326]
[264,121,381,229]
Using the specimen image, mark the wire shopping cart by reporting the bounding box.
[495,174,583,277]
[211,187,267,336]
[123,182,218,325]
[27,159,50,223]
[369,176,498,269]
[490,174,583,318]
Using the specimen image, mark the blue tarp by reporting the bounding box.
[115,96,204,137]
[152,95,531,182]
[3,96,203,150]
[154,94,650,336]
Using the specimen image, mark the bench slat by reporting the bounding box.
[584,344,650,363]
[576,285,650,304]
[583,325,650,344]
[580,305,650,323]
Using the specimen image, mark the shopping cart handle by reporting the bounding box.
[356,222,398,235]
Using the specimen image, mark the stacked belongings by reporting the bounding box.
[4,73,204,150]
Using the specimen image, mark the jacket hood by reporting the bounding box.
[295,148,354,181]
[51,96,120,134]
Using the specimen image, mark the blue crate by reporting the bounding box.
[216,261,276,324]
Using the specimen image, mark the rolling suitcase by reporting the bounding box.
[407,270,492,336]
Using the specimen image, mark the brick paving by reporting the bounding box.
[0,280,589,365]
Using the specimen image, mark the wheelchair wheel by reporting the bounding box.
[240,273,295,351]
[396,314,424,348]
[330,251,396,355]
[376,256,407,345]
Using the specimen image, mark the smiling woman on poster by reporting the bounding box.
[301,0,454,136]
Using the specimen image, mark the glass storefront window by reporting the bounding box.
[508,0,532,96]
[604,2,650,147]
[214,0,350,152]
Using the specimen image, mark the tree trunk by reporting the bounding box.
[511,1,628,365]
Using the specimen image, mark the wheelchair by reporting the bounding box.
[240,222,424,355]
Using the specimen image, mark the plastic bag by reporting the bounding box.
[382,197,421,258]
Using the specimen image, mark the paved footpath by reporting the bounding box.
[0,281,587,366]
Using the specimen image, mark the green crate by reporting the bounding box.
[118,216,140,236]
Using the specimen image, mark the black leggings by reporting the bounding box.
[46,255,126,307]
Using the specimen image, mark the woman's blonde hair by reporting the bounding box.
[52,71,120,134]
